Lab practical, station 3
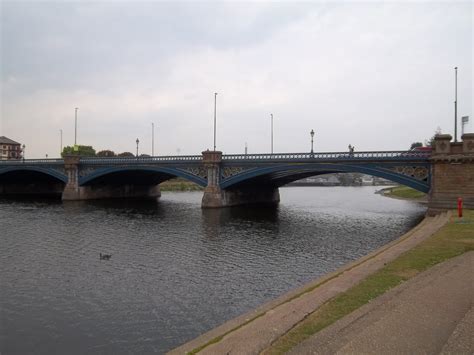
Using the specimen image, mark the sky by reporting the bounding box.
[1,1,472,158]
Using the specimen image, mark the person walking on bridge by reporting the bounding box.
[348,144,355,157]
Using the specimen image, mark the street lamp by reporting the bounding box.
[310,129,315,154]
[214,92,218,151]
[152,122,155,156]
[454,67,458,142]
[60,129,63,157]
[462,116,469,136]
[136,138,140,157]
[74,107,79,146]
[271,113,274,154]
[22,144,26,161]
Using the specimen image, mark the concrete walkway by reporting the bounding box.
[288,251,473,355]
[169,212,450,354]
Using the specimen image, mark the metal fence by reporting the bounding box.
[221,150,432,161]
[0,150,431,165]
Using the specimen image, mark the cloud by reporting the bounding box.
[1,1,472,158]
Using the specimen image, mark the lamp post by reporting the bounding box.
[60,129,63,157]
[151,122,155,156]
[74,107,79,146]
[22,144,26,161]
[271,113,274,154]
[454,67,458,142]
[136,138,140,157]
[310,129,315,154]
[214,92,217,151]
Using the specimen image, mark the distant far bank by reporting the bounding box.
[160,178,203,192]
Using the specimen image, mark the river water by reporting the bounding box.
[0,186,425,354]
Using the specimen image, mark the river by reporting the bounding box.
[0,186,426,354]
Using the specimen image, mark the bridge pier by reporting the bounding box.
[61,155,161,201]
[201,150,280,208]
[428,133,474,213]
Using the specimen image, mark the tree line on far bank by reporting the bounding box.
[61,146,150,158]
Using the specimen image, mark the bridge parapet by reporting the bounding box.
[462,133,474,155]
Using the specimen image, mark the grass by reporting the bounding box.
[159,178,204,192]
[385,186,427,199]
[262,210,474,354]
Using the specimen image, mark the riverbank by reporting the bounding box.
[169,210,473,354]
[377,185,427,203]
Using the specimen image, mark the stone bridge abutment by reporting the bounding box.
[428,133,474,212]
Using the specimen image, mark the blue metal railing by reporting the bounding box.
[221,150,432,161]
[0,150,431,165]
[79,155,203,164]
[0,158,64,165]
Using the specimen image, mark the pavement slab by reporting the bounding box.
[288,251,474,355]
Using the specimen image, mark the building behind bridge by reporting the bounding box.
[0,136,22,160]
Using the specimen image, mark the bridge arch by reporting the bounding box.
[220,163,430,193]
[0,166,68,183]
[0,166,67,197]
[79,166,207,187]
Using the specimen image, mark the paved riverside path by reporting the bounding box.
[288,251,474,355]
[169,213,450,354]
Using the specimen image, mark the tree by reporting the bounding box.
[118,152,134,157]
[97,150,116,157]
[425,127,442,147]
[410,142,423,150]
[139,154,151,157]
[62,145,96,157]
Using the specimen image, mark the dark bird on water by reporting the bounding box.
[99,253,112,260]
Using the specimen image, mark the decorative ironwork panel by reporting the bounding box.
[387,166,429,182]
[179,167,207,179]
[221,166,255,179]
[78,166,97,179]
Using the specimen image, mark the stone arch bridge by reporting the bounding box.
[0,134,473,211]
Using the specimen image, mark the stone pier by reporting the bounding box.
[428,133,474,212]
[61,155,161,201]
[201,150,280,208]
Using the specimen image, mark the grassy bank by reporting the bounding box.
[159,178,203,192]
[264,210,474,354]
[383,186,426,200]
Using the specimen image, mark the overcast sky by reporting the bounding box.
[1,1,472,158]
